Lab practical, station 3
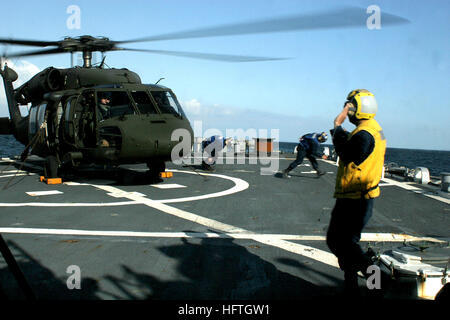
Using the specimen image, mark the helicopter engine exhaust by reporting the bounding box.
[15,67,63,104]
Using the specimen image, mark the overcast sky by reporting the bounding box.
[0,0,448,150]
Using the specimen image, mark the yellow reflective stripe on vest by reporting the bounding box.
[334,119,386,199]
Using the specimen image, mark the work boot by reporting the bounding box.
[316,170,326,177]
[343,272,361,298]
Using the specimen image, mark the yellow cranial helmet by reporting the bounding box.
[346,89,378,120]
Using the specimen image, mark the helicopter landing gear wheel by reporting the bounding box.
[44,155,59,178]
[147,160,165,182]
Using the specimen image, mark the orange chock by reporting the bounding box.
[40,176,62,184]
[160,171,173,178]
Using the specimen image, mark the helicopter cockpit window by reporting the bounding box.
[151,91,186,118]
[130,91,158,114]
[97,91,136,121]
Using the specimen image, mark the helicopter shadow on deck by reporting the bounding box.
[0,239,100,300]
[1,161,165,187]
[61,166,165,186]
[0,232,345,300]
[102,230,344,300]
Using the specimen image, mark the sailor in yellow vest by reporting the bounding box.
[326,89,386,295]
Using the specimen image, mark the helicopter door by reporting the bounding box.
[28,102,47,142]
[76,90,96,148]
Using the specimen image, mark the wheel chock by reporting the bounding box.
[160,172,173,178]
[40,176,62,185]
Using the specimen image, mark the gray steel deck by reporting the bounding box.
[0,155,448,301]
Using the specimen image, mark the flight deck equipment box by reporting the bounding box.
[379,242,449,300]
[253,138,274,156]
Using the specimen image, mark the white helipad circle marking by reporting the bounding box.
[151,183,186,189]
[0,170,249,207]
[157,169,249,204]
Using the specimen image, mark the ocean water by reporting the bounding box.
[279,142,450,177]
[1,135,448,177]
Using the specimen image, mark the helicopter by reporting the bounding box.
[0,7,408,180]
[0,51,193,180]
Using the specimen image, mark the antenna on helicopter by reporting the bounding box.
[99,55,106,69]
[155,78,165,85]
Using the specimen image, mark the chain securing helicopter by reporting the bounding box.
[0,7,409,180]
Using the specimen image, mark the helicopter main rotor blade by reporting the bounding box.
[117,6,409,44]
[117,47,288,62]
[0,38,59,47]
[4,48,67,58]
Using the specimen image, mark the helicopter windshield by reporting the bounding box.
[97,91,136,121]
[150,91,186,118]
[130,91,158,114]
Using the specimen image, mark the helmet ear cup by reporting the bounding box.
[347,102,357,117]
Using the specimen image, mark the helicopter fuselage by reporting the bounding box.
[1,66,194,175]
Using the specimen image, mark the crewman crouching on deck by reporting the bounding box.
[326,89,387,296]
[282,132,328,178]
[201,135,231,171]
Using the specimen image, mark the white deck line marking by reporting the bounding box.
[90,183,340,268]
[0,173,31,178]
[2,228,443,272]
[295,171,334,174]
[0,228,444,244]
[96,184,249,233]
[151,184,186,189]
[381,178,423,191]
[382,177,450,204]
[26,190,63,197]
[0,201,138,207]
[107,191,146,198]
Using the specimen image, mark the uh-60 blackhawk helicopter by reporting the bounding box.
[0,37,197,181]
[0,7,408,180]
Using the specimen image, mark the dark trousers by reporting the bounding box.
[326,198,374,280]
[286,146,319,172]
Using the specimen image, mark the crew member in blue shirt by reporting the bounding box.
[282,132,328,178]
[201,135,231,171]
